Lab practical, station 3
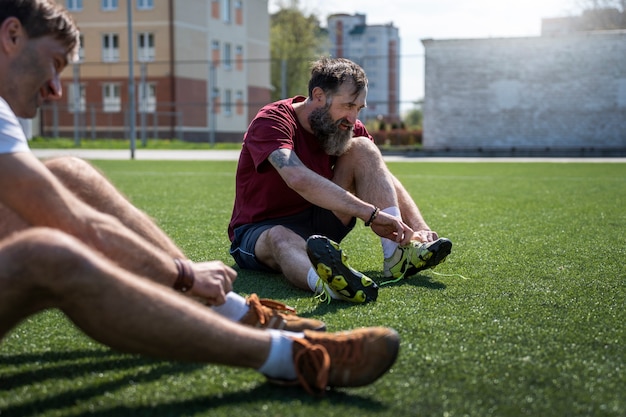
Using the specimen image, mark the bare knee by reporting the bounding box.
[0,228,89,289]
[44,155,90,172]
[255,226,305,269]
[44,156,100,185]
[348,136,381,157]
[265,226,304,249]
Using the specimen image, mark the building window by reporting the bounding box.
[222,0,232,23]
[211,40,220,67]
[77,35,85,61]
[223,43,232,70]
[236,90,243,115]
[234,1,243,25]
[102,33,119,62]
[137,32,155,62]
[68,83,86,113]
[101,0,118,11]
[138,83,156,113]
[212,87,220,113]
[224,89,232,116]
[103,83,121,112]
[137,0,153,10]
[66,0,83,11]
[211,0,219,19]
[235,45,243,70]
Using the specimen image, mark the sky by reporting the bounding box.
[269,0,581,112]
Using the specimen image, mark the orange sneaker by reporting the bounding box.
[268,326,400,395]
[238,294,326,332]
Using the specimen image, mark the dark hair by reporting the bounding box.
[0,0,80,58]
[308,57,368,100]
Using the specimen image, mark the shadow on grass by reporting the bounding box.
[1,348,388,417]
[1,350,207,417]
[55,384,388,417]
[373,271,447,291]
[0,349,185,390]
[231,267,447,318]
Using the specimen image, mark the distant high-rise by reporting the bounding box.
[327,13,401,124]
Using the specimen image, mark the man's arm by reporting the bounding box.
[0,152,235,304]
[391,174,439,242]
[268,148,412,243]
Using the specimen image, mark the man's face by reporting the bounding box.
[6,34,69,118]
[308,82,367,156]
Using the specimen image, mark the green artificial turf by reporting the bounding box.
[1,161,624,417]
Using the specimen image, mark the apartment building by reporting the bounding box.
[44,0,271,142]
[326,13,401,124]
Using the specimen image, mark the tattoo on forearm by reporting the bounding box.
[270,151,300,169]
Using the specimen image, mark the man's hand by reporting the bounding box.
[188,261,237,306]
[412,229,439,243]
[370,211,413,245]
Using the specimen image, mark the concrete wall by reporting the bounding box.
[422,31,626,150]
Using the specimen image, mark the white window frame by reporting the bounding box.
[137,32,155,62]
[137,0,154,10]
[103,83,121,112]
[224,89,232,116]
[138,83,156,113]
[223,43,232,70]
[102,33,119,62]
[66,0,83,11]
[222,0,232,23]
[68,83,86,113]
[101,0,118,11]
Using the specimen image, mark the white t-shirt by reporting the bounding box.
[0,97,31,155]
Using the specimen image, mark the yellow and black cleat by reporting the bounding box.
[306,235,378,303]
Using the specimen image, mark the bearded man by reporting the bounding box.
[228,57,452,303]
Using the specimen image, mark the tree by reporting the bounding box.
[270,0,329,101]
[575,0,626,29]
[403,99,424,130]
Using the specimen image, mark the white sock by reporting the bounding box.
[381,206,401,258]
[306,267,342,300]
[257,329,303,380]
[211,292,249,322]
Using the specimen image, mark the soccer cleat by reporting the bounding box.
[383,238,453,282]
[306,235,378,303]
[267,326,400,395]
[239,293,326,332]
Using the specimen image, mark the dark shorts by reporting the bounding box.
[230,206,356,272]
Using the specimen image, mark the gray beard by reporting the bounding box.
[308,106,353,156]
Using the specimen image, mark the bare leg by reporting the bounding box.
[44,156,185,259]
[254,226,311,290]
[332,136,399,210]
[0,228,269,367]
[0,204,28,239]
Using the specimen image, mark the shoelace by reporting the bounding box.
[313,277,332,304]
[247,294,297,326]
[293,338,330,395]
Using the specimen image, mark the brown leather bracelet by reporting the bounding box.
[173,258,195,292]
[364,207,380,227]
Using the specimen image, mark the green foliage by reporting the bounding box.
[1,161,625,416]
[270,0,329,100]
[403,107,423,130]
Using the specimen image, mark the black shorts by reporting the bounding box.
[229,206,355,272]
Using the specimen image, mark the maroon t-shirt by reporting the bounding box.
[228,96,371,241]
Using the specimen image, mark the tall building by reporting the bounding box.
[326,13,400,124]
[45,0,271,142]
